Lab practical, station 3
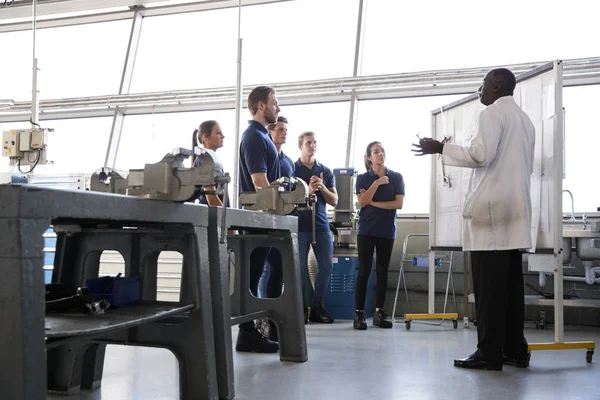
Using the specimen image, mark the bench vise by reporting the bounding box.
[239,177,317,242]
[90,147,230,203]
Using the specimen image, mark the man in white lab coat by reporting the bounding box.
[413,68,535,371]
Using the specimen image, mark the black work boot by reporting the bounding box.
[373,309,393,328]
[309,304,334,324]
[353,310,367,330]
[235,328,279,353]
[503,352,530,368]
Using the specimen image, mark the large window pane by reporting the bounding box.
[353,95,463,214]
[240,0,358,84]
[563,85,600,213]
[0,117,113,175]
[361,0,600,75]
[37,21,131,99]
[132,0,358,93]
[117,103,350,190]
[0,30,34,102]
[130,9,239,92]
[0,21,131,101]
[117,110,236,181]
[276,102,350,171]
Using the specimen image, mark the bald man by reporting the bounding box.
[413,68,535,371]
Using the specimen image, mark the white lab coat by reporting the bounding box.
[442,96,535,251]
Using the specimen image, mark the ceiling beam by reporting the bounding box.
[1,57,599,123]
[0,0,294,32]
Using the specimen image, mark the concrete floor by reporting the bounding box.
[48,321,600,400]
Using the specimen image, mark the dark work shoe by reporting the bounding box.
[353,311,367,330]
[309,304,334,324]
[454,351,502,371]
[235,328,279,353]
[373,309,393,328]
[503,352,530,368]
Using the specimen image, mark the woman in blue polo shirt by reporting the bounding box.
[354,141,405,330]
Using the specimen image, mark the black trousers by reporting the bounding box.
[471,250,528,364]
[239,246,271,332]
[265,250,283,299]
[355,234,395,310]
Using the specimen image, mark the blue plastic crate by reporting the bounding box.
[324,256,375,320]
[85,276,140,308]
[412,257,441,268]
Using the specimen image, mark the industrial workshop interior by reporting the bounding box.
[2,0,600,399]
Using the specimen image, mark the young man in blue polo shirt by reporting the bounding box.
[294,131,338,323]
[236,86,281,353]
[258,116,294,300]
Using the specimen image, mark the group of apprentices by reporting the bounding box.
[191,85,405,354]
[193,66,534,372]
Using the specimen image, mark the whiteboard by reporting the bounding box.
[429,62,563,252]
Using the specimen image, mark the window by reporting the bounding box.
[130,8,239,92]
[563,85,600,213]
[36,21,131,99]
[240,0,358,84]
[0,117,113,175]
[0,21,131,101]
[361,0,600,75]
[117,110,236,178]
[276,101,351,170]
[0,30,34,102]
[353,95,463,214]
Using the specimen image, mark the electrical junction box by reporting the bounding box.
[19,130,32,152]
[30,129,46,149]
[2,130,23,158]
[2,128,52,167]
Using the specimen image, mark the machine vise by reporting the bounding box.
[90,147,230,203]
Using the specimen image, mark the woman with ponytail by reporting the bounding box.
[191,120,227,207]
[353,141,405,330]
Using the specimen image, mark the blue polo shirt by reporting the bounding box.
[193,155,230,207]
[355,168,405,239]
[294,159,335,232]
[239,120,281,195]
[280,151,295,179]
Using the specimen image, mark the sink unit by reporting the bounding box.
[576,238,600,261]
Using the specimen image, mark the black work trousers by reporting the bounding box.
[239,246,271,332]
[355,234,395,310]
[471,250,528,364]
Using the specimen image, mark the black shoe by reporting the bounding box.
[503,352,530,368]
[373,309,393,328]
[309,304,334,324]
[235,328,279,353]
[454,351,502,371]
[353,311,367,330]
[304,307,309,325]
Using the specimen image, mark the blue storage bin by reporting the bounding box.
[85,276,140,308]
[324,256,375,320]
[412,257,441,268]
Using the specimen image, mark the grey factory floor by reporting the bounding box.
[48,320,600,400]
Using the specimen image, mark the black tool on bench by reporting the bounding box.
[45,283,110,314]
